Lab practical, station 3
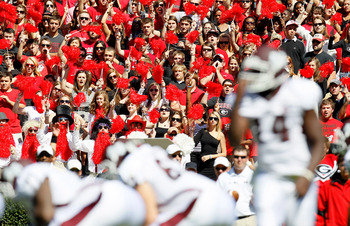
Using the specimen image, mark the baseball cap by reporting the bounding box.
[185,162,197,171]
[312,34,325,42]
[36,145,54,156]
[166,144,182,155]
[285,20,298,28]
[214,157,230,167]
[67,159,82,171]
[207,29,219,36]
[330,79,341,86]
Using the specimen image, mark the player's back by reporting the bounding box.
[118,144,220,223]
[239,78,322,176]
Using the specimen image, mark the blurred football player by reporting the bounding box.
[107,141,236,225]
[229,46,324,226]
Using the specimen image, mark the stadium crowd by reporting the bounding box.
[0,0,350,224]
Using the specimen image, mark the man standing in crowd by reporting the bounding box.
[303,34,336,82]
[230,46,324,226]
[319,99,343,143]
[326,79,346,120]
[42,15,64,54]
[281,20,305,74]
[0,72,25,144]
[217,146,256,225]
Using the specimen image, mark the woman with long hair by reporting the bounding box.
[227,55,240,84]
[61,68,95,121]
[150,104,172,138]
[218,33,234,58]
[306,57,327,96]
[140,82,168,113]
[88,90,111,132]
[92,40,107,63]
[43,0,60,16]
[191,111,226,180]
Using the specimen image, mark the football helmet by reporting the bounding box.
[239,45,288,93]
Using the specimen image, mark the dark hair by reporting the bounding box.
[0,71,12,81]
[91,117,111,140]
[241,16,256,33]
[4,28,15,36]
[73,70,92,94]
[79,46,87,57]
[67,36,82,47]
[92,41,107,62]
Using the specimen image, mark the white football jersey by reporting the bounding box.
[238,78,322,176]
[118,144,233,225]
[16,163,146,226]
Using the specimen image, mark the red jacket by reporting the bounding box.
[316,177,350,226]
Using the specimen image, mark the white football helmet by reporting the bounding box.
[239,46,288,93]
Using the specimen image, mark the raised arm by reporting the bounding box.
[61,63,73,96]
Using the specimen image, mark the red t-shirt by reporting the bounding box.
[179,87,205,106]
[320,118,343,143]
[70,29,90,42]
[0,88,25,134]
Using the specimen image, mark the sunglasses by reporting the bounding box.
[233,155,247,159]
[132,3,138,6]
[224,84,233,88]
[171,153,182,157]
[313,23,323,26]
[98,126,109,130]
[60,100,70,104]
[158,3,164,7]
[4,57,13,60]
[80,17,89,21]
[169,132,178,137]
[96,47,105,51]
[312,40,321,44]
[41,44,51,47]
[26,63,35,68]
[54,87,61,91]
[219,41,229,44]
[160,108,170,112]
[216,0,223,3]
[59,117,68,122]
[203,48,212,52]
[150,89,159,92]
[191,2,200,5]
[209,116,219,121]
[172,118,181,122]
[245,21,255,25]
[241,0,250,2]
[17,10,25,14]
[215,166,227,171]
[46,4,54,7]
[109,75,118,79]
[29,128,38,133]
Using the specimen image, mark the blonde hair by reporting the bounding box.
[22,120,40,135]
[22,57,41,77]
[207,111,222,135]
